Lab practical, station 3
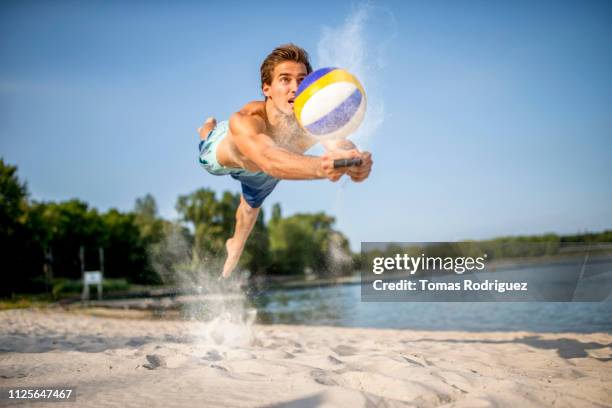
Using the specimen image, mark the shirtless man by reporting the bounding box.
[197,44,373,278]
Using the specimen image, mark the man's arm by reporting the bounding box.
[230,112,359,181]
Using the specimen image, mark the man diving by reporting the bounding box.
[197,44,373,278]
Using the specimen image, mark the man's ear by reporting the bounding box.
[262,83,271,98]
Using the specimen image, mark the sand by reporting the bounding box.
[0,308,610,407]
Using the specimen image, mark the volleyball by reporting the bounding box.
[293,67,366,140]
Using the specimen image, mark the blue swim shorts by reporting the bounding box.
[198,120,280,208]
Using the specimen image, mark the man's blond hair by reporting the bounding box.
[260,44,313,90]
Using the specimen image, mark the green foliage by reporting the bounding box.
[0,158,28,230]
[268,207,349,275]
[560,230,612,243]
[26,200,105,279]
[242,210,270,274]
[0,294,54,310]
[362,231,612,265]
[0,159,36,295]
[175,188,270,273]
[134,193,164,244]
[51,278,130,297]
[4,158,611,298]
[176,188,239,260]
[101,209,155,283]
[1,162,168,297]
[1,160,356,291]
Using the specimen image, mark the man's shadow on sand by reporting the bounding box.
[409,336,612,362]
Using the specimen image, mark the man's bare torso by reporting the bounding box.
[217,101,317,172]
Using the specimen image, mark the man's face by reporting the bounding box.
[263,61,308,116]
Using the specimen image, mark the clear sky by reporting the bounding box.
[1,0,611,250]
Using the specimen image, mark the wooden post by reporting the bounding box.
[43,247,53,294]
[98,247,104,300]
[80,246,88,303]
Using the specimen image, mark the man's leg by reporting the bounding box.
[222,195,260,278]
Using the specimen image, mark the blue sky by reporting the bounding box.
[1,0,611,250]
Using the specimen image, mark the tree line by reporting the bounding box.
[0,159,352,297]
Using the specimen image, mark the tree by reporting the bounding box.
[27,200,104,279]
[176,188,271,274]
[0,159,34,295]
[0,159,28,232]
[268,208,350,275]
[102,209,157,283]
[176,188,237,262]
[242,209,270,275]
[134,194,163,242]
[131,194,165,283]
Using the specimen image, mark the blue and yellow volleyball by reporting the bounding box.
[294,67,366,139]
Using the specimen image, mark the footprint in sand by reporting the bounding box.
[402,356,425,367]
[210,364,229,372]
[310,369,338,386]
[0,373,27,379]
[143,354,166,370]
[264,342,283,349]
[331,345,358,357]
[203,350,224,362]
[126,338,147,347]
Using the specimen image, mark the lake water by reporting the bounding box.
[251,283,612,333]
[250,254,612,333]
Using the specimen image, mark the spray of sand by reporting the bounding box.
[326,231,353,277]
[150,223,256,347]
[317,2,396,149]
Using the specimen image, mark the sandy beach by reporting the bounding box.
[1,308,610,407]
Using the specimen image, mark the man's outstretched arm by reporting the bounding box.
[321,138,373,182]
[230,112,360,181]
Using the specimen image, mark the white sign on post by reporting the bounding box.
[84,271,102,285]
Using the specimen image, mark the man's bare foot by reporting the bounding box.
[221,237,244,279]
[198,117,216,140]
